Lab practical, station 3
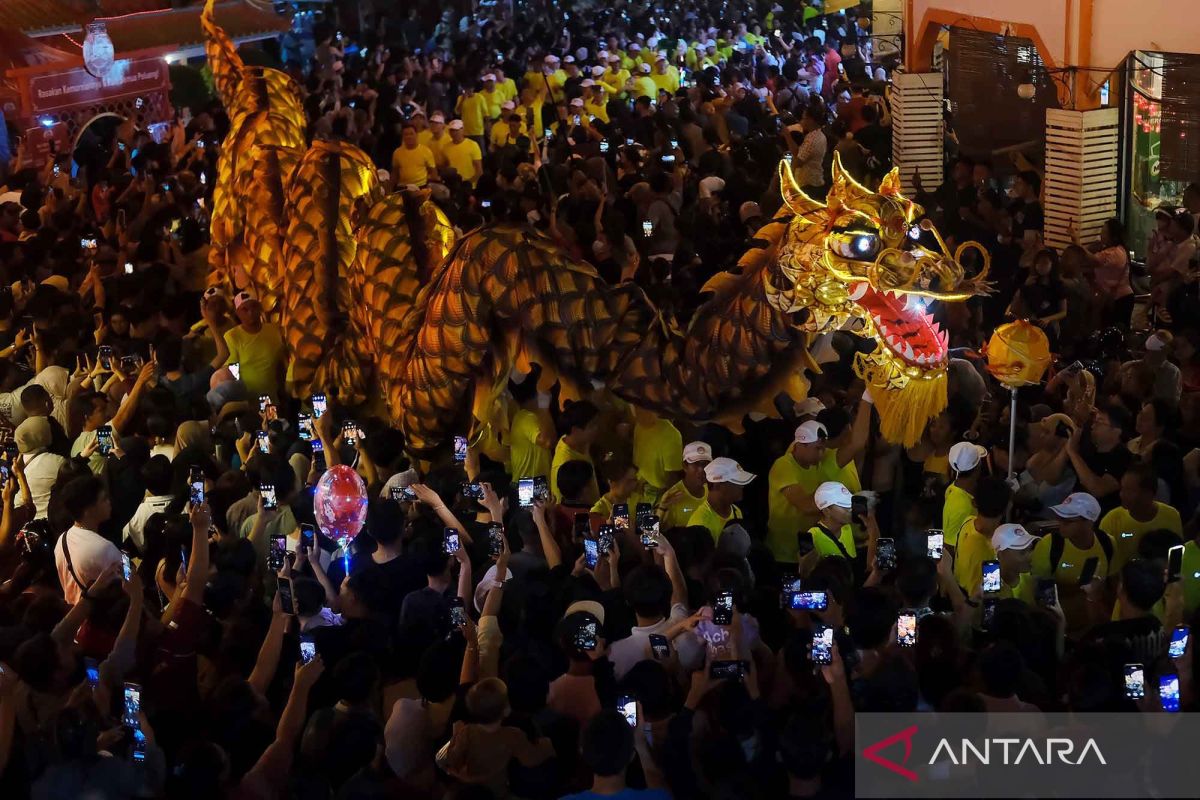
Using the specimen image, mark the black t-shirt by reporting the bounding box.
[1082,443,1133,511]
[1010,198,1045,239]
[1083,615,1165,669]
[1017,278,1065,320]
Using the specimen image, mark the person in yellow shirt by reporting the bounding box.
[658,442,711,531]
[494,67,518,105]
[766,400,870,563]
[582,76,609,123]
[687,457,754,542]
[952,477,1012,597]
[389,124,438,188]
[943,441,986,552]
[1100,463,1183,570]
[591,460,640,521]
[479,73,504,121]
[455,83,487,143]
[800,481,860,562]
[650,55,680,94]
[550,400,600,503]
[632,63,658,101]
[542,54,567,103]
[1031,493,1115,636]
[620,44,641,72]
[224,290,285,401]
[516,87,546,140]
[991,523,1038,604]
[441,120,483,185]
[418,112,450,166]
[508,372,555,484]
[602,55,630,98]
[490,108,527,149]
[631,408,682,506]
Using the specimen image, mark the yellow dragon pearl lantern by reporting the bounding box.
[985,320,1051,388]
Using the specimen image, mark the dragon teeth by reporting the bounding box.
[849,283,868,301]
[903,342,916,361]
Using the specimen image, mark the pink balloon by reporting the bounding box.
[314,465,368,543]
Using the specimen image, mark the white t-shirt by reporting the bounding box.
[123,494,174,553]
[16,451,68,519]
[54,525,122,606]
[609,602,690,679]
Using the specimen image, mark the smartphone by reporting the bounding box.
[1078,556,1100,587]
[709,660,746,680]
[299,635,317,665]
[312,445,326,474]
[876,538,896,571]
[1169,625,1190,659]
[812,624,834,664]
[443,528,461,554]
[180,545,189,575]
[713,591,734,626]
[487,523,504,557]
[926,530,944,560]
[982,598,998,630]
[300,523,316,553]
[517,477,534,507]
[256,430,270,455]
[132,727,146,762]
[449,596,467,627]
[791,591,828,611]
[260,484,278,510]
[642,219,653,236]
[278,577,295,614]
[453,435,468,462]
[573,512,591,540]
[0,464,8,487]
[268,533,286,571]
[1124,663,1145,700]
[1168,545,1184,583]
[258,395,271,414]
[1036,578,1059,608]
[342,421,359,446]
[533,476,549,503]
[597,524,614,556]
[462,482,484,501]
[124,262,134,275]
[53,163,61,176]
[81,237,97,249]
[310,393,327,418]
[661,154,675,164]
[1160,673,1181,712]
[297,412,313,441]
[982,560,1001,594]
[639,514,661,548]
[649,633,670,660]
[574,619,598,651]
[781,573,802,609]
[612,503,630,531]
[481,199,492,208]
[228,362,241,380]
[897,612,918,647]
[188,465,204,506]
[136,97,144,109]
[851,494,868,523]
[122,682,142,727]
[584,537,600,569]
[99,345,114,370]
[85,656,100,687]
[121,553,133,581]
[96,425,115,455]
[617,694,637,726]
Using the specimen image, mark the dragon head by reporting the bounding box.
[773,154,990,445]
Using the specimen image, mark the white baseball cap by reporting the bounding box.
[683,441,714,464]
[1146,333,1168,352]
[564,55,575,64]
[598,50,609,60]
[630,43,642,51]
[430,112,445,123]
[501,101,515,111]
[447,119,464,130]
[704,457,755,485]
[794,420,828,445]
[591,65,606,76]
[581,79,595,88]
[1049,492,1101,522]
[545,54,560,63]
[639,63,651,73]
[233,290,257,310]
[795,397,826,417]
[569,97,585,107]
[482,73,496,82]
[992,523,1036,551]
[948,441,987,473]
[608,54,621,63]
[814,481,853,510]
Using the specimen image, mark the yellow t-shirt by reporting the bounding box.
[441,139,483,185]
[953,517,996,597]
[584,100,609,124]
[999,571,1037,604]
[551,438,598,503]
[805,524,857,561]
[651,68,680,94]
[688,500,742,542]
[1182,541,1200,618]
[490,124,526,149]
[390,144,436,187]
[509,408,552,484]
[658,479,706,531]
[455,94,488,137]
[516,100,545,138]
[766,449,860,563]
[480,88,504,120]
[632,418,682,504]
[601,68,629,97]
[1099,502,1183,571]
[418,130,450,165]
[496,78,518,104]
[942,483,976,549]
[226,322,285,400]
[632,75,659,100]
[1031,531,1113,635]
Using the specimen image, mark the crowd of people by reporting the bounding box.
[0,0,1198,798]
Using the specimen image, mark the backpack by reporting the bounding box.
[1047,529,1114,577]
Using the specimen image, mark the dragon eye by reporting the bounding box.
[833,231,881,261]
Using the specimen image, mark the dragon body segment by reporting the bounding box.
[202,7,986,457]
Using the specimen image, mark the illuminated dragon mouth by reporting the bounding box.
[850,283,948,367]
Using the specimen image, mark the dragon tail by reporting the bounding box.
[237,143,302,319]
[200,0,245,110]
[280,140,378,405]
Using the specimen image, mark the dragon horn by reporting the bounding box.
[877,167,903,197]
[778,158,824,217]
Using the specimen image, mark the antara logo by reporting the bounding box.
[862,727,1107,781]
